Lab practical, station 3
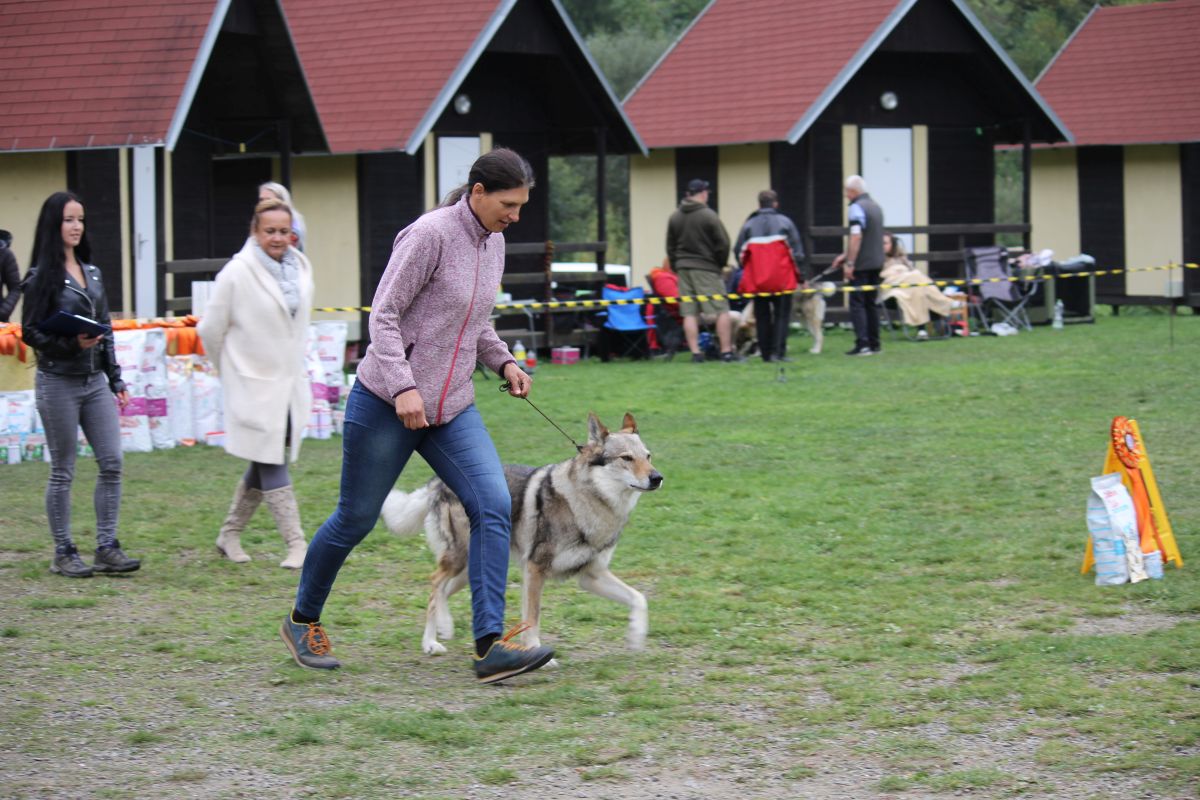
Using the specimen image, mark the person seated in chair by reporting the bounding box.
[879,232,954,339]
[648,259,683,358]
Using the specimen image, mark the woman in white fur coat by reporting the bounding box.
[197,197,313,568]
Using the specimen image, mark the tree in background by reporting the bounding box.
[549,0,707,266]
[964,0,1155,237]
[965,0,1153,80]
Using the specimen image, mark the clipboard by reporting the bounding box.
[36,310,111,338]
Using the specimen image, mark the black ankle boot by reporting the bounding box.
[93,540,140,573]
[50,545,93,578]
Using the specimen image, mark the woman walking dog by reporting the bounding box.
[280,148,555,683]
[21,191,138,577]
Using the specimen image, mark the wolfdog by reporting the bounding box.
[381,412,662,656]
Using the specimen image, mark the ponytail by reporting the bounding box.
[439,148,535,207]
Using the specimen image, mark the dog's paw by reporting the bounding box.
[422,640,447,656]
[809,346,822,355]
[543,657,560,669]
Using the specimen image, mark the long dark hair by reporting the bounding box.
[440,148,535,207]
[24,191,90,325]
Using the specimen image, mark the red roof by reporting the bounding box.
[0,0,217,151]
[285,0,503,154]
[624,0,900,148]
[1036,0,1200,146]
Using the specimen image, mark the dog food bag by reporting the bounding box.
[304,399,332,440]
[1093,472,1147,584]
[140,329,174,450]
[113,329,146,386]
[1087,473,1143,585]
[191,357,224,445]
[311,321,348,372]
[77,428,94,459]
[4,391,36,434]
[111,329,151,451]
[166,356,195,444]
[304,345,327,402]
[305,322,347,405]
[20,432,41,461]
[118,388,153,453]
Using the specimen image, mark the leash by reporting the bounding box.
[499,381,584,452]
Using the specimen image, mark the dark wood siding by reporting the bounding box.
[1076,146,1125,298]
[674,147,719,213]
[769,140,806,232]
[927,127,994,279]
[811,124,846,262]
[1182,143,1200,304]
[356,151,424,346]
[491,130,551,253]
[67,150,123,310]
[210,158,271,259]
[170,138,213,260]
[771,125,843,274]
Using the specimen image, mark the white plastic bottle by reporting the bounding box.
[1052,299,1064,329]
[512,339,526,362]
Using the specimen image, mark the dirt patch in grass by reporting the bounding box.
[1067,605,1195,637]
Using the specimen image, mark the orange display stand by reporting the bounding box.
[1082,417,1182,574]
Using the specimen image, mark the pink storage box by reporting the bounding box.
[551,346,580,365]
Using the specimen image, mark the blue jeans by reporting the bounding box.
[36,370,123,552]
[294,382,512,639]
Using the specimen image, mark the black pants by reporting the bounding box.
[753,294,794,360]
[848,270,881,350]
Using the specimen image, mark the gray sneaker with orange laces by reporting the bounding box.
[280,614,341,670]
[473,623,554,684]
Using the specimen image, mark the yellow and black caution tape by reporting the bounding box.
[312,262,1196,315]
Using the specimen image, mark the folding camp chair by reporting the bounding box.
[644,279,683,358]
[964,245,1036,332]
[877,293,951,341]
[597,284,653,361]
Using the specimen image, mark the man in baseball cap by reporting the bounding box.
[666,180,738,362]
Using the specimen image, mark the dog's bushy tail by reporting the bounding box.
[380,486,432,536]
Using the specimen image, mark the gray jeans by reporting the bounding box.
[35,370,123,551]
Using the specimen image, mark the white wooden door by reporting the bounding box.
[861,128,913,255]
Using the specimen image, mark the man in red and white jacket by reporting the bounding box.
[734,190,805,362]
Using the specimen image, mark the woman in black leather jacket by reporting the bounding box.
[21,191,139,578]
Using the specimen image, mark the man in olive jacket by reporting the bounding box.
[666,179,737,362]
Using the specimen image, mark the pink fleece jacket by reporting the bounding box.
[354,195,515,425]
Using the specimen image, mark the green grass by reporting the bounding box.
[0,310,1197,799]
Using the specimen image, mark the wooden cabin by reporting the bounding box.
[1033,0,1200,311]
[0,0,644,344]
[622,0,1071,292]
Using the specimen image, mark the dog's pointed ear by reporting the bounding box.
[620,412,638,433]
[587,411,608,444]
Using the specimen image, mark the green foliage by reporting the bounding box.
[963,0,1160,79]
[561,0,709,40]
[549,155,630,265]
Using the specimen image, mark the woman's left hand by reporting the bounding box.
[115,390,131,409]
[502,362,531,398]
